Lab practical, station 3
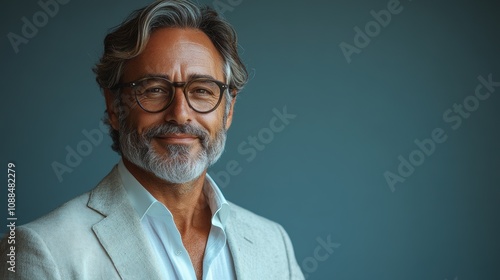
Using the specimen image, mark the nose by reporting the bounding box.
[163,87,192,125]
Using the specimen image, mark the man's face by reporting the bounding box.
[105,28,234,183]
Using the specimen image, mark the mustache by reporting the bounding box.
[141,123,210,143]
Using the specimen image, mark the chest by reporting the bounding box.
[182,233,208,279]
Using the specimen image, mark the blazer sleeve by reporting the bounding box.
[1,226,62,280]
[276,224,305,280]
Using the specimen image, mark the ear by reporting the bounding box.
[104,89,120,131]
[224,95,237,130]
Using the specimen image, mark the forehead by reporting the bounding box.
[122,27,225,81]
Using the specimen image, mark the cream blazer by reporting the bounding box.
[0,166,304,280]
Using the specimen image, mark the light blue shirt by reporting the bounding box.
[118,160,236,280]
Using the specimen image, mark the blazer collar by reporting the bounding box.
[87,166,163,280]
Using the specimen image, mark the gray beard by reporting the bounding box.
[118,120,226,184]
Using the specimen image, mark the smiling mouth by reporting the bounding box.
[155,134,199,144]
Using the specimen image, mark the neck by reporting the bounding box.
[123,158,211,234]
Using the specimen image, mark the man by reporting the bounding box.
[1,0,304,279]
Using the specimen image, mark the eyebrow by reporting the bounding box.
[187,73,218,81]
[138,73,219,82]
[141,73,170,80]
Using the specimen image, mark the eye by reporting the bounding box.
[134,78,172,97]
[145,87,166,94]
[139,86,172,99]
[193,88,212,95]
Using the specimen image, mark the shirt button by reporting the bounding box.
[175,250,182,256]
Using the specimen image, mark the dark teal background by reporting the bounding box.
[1,0,499,279]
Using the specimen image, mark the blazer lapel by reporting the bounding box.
[225,206,257,280]
[88,166,163,280]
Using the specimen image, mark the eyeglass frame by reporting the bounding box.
[111,76,231,114]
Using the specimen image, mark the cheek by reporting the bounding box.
[125,109,161,134]
[198,111,225,138]
[215,102,228,128]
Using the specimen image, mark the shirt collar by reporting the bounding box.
[203,172,230,227]
[117,159,230,228]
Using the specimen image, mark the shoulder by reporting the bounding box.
[21,192,99,236]
[6,165,123,249]
[0,193,100,280]
[23,165,123,236]
[227,202,278,226]
[226,201,290,242]
[6,190,106,265]
[225,202,305,279]
[0,166,128,279]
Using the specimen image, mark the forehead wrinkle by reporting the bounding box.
[123,28,225,83]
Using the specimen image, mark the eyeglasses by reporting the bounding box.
[113,77,229,113]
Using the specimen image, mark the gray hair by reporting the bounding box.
[93,0,248,154]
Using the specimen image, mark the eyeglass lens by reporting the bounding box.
[132,78,222,113]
